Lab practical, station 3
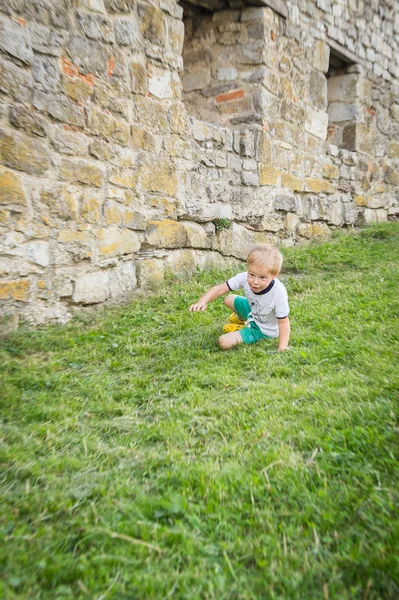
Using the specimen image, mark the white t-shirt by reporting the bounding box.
[227,272,289,338]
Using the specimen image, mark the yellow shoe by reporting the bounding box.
[222,323,245,333]
[228,313,245,325]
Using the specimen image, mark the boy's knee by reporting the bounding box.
[218,335,229,350]
[224,294,235,307]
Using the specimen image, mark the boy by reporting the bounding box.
[189,244,290,351]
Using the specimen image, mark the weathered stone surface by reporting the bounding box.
[0,129,49,176]
[104,200,123,225]
[108,261,137,297]
[136,258,165,291]
[73,270,109,304]
[30,22,66,55]
[98,227,141,257]
[141,162,177,196]
[60,159,104,187]
[146,220,186,248]
[115,17,140,45]
[87,107,130,145]
[305,110,328,139]
[108,168,138,190]
[104,0,136,13]
[0,167,26,206]
[0,16,33,65]
[80,190,103,223]
[41,185,78,220]
[32,55,61,92]
[260,165,281,185]
[33,90,85,127]
[52,128,89,155]
[77,11,114,42]
[0,278,31,302]
[138,3,166,45]
[66,36,109,75]
[131,61,147,95]
[165,249,196,275]
[148,67,172,99]
[313,40,330,72]
[9,106,47,137]
[327,74,358,103]
[182,221,211,249]
[297,222,331,239]
[0,60,33,103]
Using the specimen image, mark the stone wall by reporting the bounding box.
[0,0,398,332]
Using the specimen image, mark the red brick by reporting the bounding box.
[215,89,245,104]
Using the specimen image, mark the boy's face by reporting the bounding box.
[247,261,276,293]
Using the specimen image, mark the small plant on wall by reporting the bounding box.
[214,218,231,231]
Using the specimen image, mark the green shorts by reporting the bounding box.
[234,296,270,345]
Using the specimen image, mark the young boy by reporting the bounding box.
[189,244,290,351]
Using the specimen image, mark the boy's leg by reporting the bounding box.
[224,295,251,321]
[218,330,243,350]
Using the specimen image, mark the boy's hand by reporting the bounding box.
[189,301,207,312]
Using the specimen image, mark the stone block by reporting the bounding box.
[356,124,375,155]
[305,178,336,194]
[0,16,33,65]
[285,212,300,233]
[328,103,358,122]
[52,128,89,155]
[66,36,109,75]
[297,222,331,240]
[138,3,166,45]
[80,0,107,13]
[146,220,186,249]
[108,260,137,298]
[0,279,31,302]
[98,227,141,257]
[124,210,146,230]
[0,167,26,206]
[41,185,78,221]
[25,241,50,267]
[182,221,211,249]
[140,162,177,196]
[73,270,109,304]
[32,55,61,92]
[215,68,238,81]
[182,69,211,92]
[305,110,328,140]
[64,77,94,102]
[77,11,114,42]
[260,165,281,185]
[104,0,135,11]
[0,60,33,103]
[134,97,168,135]
[60,159,104,187]
[242,171,259,186]
[130,125,156,151]
[80,190,103,223]
[30,22,66,56]
[148,67,172,99]
[108,168,138,190]
[165,249,196,275]
[87,107,130,146]
[281,173,305,192]
[313,40,330,72]
[33,90,85,127]
[136,258,164,291]
[0,312,19,336]
[115,17,140,45]
[104,200,123,225]
[184,202,232,223]
[309,70,328,110]
[327,74,358,103]
[147,196,178,220]
[9,106,47,138]
[131,61,147,95]
[0,129,49,176]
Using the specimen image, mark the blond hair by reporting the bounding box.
[247,244,283,276]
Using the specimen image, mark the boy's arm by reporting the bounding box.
[277,317,290,351]
[189,282,230,312]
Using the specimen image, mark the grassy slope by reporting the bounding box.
[1,223,398,600]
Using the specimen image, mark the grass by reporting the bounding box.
[1,222,398,600]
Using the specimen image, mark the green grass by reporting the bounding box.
[1,222,398,600]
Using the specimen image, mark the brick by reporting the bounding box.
[0,129,49,176]
[0,167,26,206]
[60,159,104,187]
[0,16,33,65]
[0,279,31,301]
[216,89,245,103]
